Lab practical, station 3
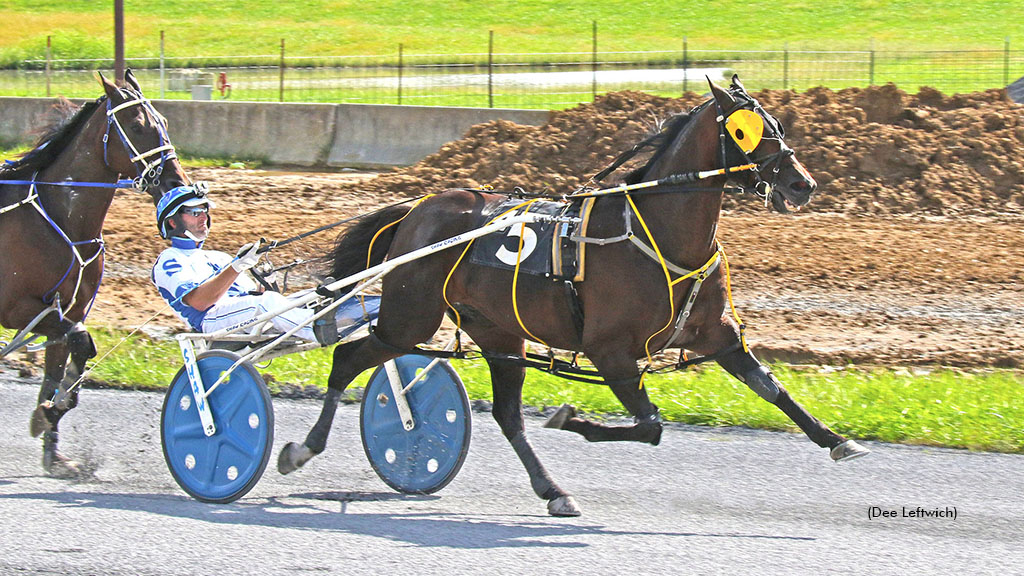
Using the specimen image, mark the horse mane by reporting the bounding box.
[0,97,105,178]
[621,99,714,185]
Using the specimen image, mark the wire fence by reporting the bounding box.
[3,43,1022,110]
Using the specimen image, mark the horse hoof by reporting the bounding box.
[43,451,81,478]
[29,403,54,438]
[543,404,577,430]
[831,440,870,462]
[547,495,582,517]
[278,442,315,475]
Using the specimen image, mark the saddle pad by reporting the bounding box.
[468,197,594,280]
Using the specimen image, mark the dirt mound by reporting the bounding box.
[354,85,1024,216]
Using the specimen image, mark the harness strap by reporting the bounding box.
[0,304,60,359]
[0,185,40,215]
[661,250,722,351]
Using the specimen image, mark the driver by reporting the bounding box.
[151,183,373,341]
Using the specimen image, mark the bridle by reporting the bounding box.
[713,88,795,206]
[0,88,182,355]
[103,87,178,192]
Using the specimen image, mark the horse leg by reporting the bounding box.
[716,348,870,462]
[467,319,580,516]
[544,353,663,445]
[31,323,94,476]
[277,335,401,474]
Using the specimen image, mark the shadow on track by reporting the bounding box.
[0,489,815,549]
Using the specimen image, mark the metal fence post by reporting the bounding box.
[682,36,689,95]
[592,21,598,101]
[1005,37,1011,87]
[398,43,404,105]
[279,39,285,102]
[159,30,165,99]
[488,30,494,108]
[869,39,875,87]
[783,43,789,90]
[45,36,51,98]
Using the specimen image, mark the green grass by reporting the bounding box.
[0,0,1018,63]
[2,2,1021,105]
[4,326,1022,453]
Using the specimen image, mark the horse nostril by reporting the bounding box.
[791,178,816,194]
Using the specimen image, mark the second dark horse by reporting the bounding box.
[278,77,869,516]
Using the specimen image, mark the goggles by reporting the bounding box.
[724,108,765,154]
[181,206,210,217]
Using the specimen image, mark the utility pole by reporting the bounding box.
[114,0,125,81]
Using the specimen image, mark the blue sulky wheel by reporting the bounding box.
[161,350,274,503]
[360,354,471,494]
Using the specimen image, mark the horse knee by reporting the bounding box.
[717,349,782,403]
[736,364,782,403]
[66,324,96,366]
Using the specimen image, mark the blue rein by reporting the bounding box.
[0,178,137,188]
[0,89,174,327]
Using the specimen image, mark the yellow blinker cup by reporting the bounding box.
[725,109,765,153]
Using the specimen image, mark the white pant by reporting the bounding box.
[201,291,316,341]
[199,292,380,342]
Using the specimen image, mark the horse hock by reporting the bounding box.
[542,403,663,445]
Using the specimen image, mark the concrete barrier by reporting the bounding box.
[0,97,550,168]
[0,97,87,148]
[328,103,550,168]
[154,100,338,166]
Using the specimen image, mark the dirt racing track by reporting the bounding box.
[80,84,1024,370]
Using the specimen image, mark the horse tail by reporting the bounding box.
[326,204,413,281]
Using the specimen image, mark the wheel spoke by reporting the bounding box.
[222,426,258,456]
[167,418,207,441]
[416,420,458,452]
[199,436,225,485]
[212,377,249,421]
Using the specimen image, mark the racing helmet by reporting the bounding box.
[156,182,215,239]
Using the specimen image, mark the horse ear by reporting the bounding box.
[731,74,745,92]
[96,71,121,100]
[707,76,736,111]
[125,68,143,92]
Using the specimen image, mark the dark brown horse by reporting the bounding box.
[0,70,190,474]
[278,76,869,516]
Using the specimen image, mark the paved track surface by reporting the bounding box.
[0,376,1021,575]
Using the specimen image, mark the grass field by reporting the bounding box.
[0,0,1018,66]
[3,326,1021,453]
[1,2,1020,104]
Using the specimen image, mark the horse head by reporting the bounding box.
[708,75,817,213]
[98,69,190,204]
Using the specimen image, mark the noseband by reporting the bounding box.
[103,89,178,192]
